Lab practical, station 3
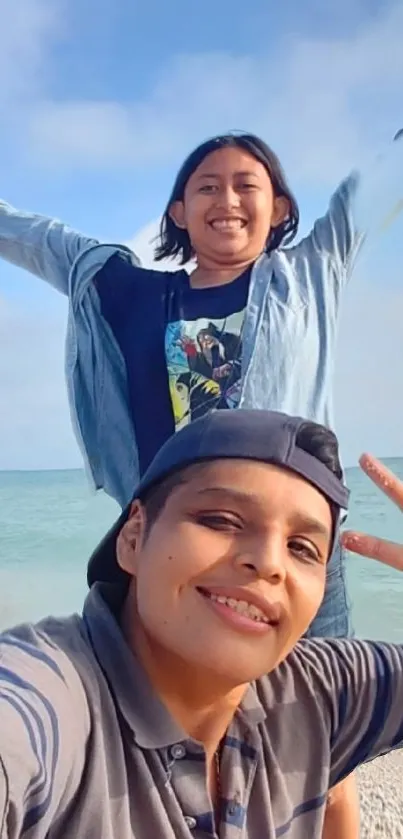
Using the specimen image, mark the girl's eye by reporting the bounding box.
[238,182,257,190]
[199,184,218,193]
[289,539,321,564]
[196,513,241,531]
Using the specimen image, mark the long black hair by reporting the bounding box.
[154,133,300,265]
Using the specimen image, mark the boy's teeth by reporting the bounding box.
[208,593,269,623]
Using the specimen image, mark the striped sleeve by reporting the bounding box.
[0,627,89,837]
[306,638,403,787]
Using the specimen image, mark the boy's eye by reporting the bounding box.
[196,513,242,531]
[288,539,322,564]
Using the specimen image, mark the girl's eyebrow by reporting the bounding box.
[196,170,260,180]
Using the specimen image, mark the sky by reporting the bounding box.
[0,0,402,471]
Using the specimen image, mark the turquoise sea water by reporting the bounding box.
[0,460,402,639]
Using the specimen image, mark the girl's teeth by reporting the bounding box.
[211,219,244,231]
[208,593,269,623]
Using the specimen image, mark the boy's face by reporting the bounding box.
[117,459,332,686]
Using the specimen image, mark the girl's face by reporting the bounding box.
[169,146,289,268]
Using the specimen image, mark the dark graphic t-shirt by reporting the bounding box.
[95,253,250,474]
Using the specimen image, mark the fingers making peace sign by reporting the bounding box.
[341,454,403,571]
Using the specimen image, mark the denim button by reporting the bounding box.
[171,743,186,760]
[184,816,197,829]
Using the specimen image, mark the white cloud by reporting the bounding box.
[0,0,61,112]
[1,0,401,188]
[126,218,184,271]
[23,1,403,185]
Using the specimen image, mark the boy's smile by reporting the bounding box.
[196,584,283,633]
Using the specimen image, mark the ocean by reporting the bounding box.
[0,459,402,640]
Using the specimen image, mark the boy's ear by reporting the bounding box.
[116,501,146,578]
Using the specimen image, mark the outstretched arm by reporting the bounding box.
[0,628,88,837]
[0,200,98,295]
[306,634,403,790]
[309,128,403,281]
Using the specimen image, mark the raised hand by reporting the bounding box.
[341,454,403,572]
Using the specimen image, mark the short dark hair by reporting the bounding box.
[295,421,343,480]
[141,419,342,531]
[141,464,201,536]
[154,133,300,265]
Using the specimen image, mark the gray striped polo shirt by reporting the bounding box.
[1,583,402,839]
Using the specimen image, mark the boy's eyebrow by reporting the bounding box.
[289,514,331,540]
[195,486,330,538]
[196,485,258,502]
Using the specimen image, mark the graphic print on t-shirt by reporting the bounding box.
[165,310,245,430]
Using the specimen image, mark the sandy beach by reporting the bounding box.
[359,750,403,837]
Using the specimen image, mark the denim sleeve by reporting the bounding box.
[309,132,403,282]
[305,638,403,787]
[309,173,363,280]
[0,630,89,838]
[0,200,98,295]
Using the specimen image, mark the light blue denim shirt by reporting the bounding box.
[0,149,401,508]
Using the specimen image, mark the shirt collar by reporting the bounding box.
[83,583,267,749]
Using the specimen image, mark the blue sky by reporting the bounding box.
[0,0,402,471]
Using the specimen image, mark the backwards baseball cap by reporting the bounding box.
[87,409,349,587]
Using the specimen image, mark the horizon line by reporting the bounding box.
[0,455,401,476]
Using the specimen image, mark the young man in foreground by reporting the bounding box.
[1,408,403,839]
